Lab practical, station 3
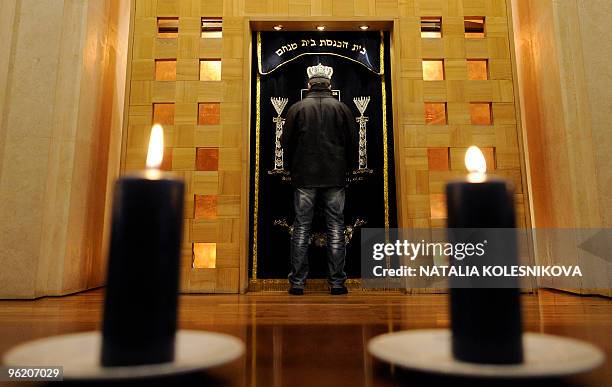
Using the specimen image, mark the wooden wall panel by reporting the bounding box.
[394,0,528,236]
[123,0,529,293]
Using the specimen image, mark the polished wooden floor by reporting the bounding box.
[0,289,610,386]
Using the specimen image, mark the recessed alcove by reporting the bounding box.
[464,16,485,38]
[157,17,178,38]
[421,17,442,38]
[201,18,222,38]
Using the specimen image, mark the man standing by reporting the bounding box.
[281,63,358,295]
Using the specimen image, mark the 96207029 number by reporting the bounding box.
[2,366,63,381]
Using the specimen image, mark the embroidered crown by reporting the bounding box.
[307,63,333,80]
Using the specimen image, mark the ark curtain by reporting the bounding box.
[249,31,397,281]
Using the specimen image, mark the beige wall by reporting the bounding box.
[0,0,131,298]
[577,0,612,227]
[512,0,612,296]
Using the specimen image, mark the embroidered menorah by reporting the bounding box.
[353,96,371,170]
[271,97,289,170]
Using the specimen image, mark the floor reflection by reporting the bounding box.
[0,290,609,387]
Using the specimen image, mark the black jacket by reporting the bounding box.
[281,88,358,188]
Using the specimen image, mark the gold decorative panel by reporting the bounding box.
[470,102,492,125]
[199,60,221,81]
[198,103,221,125]
[422,60,445,81]
[161,147,173,170]
[429,193,447,220]
[467,59,488,80]
[196,147,219,171]
[193,243,217,268]
[152,103,174,125]
[195,195,218,220]
[427,148,449,171]
[425,103,447,125]
[155,59,177,80]
[481,147,496,170]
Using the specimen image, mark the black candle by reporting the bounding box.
[445,146,523,364]
[101,125,184,366]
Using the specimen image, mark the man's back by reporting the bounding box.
[282,88,358,187]
[285,64,354,294]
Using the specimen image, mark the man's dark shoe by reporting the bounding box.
[330,286,348,295]
[288,287,304,295]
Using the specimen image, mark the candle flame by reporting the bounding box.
[465,146,487,174]
[146,124,164,169]
[465,146,487,183]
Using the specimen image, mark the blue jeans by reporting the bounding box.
[289,187,347,289]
